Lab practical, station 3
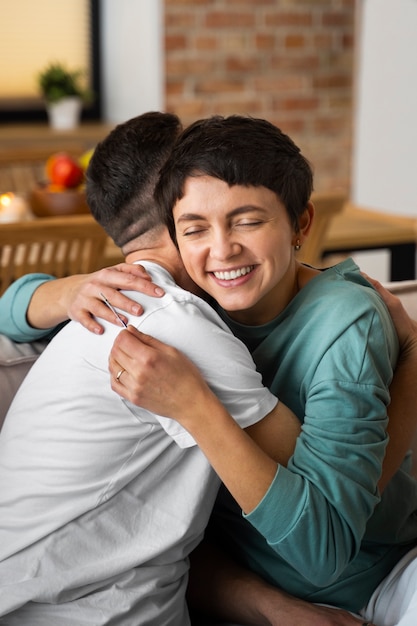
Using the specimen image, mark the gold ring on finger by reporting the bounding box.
[116,368,125,382]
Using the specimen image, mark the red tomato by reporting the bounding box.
[46,152,84,188]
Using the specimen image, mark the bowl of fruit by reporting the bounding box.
[29,150,93,217]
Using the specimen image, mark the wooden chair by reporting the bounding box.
[296,191,347,267]
[0,215,108,296]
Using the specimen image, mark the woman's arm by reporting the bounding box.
[0,264,165,341]
[109,326,301,513]
[26,263,164,334]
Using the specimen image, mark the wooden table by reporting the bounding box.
[323,204,417,281]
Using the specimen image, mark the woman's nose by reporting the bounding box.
[209,231,241,260]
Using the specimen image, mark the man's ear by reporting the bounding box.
[293,201,314,245]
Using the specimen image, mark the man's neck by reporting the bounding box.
[124,247,175,276]
[124,247,202,296]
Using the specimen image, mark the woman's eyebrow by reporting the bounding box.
[176,212,205,223]
[176,206,267,223]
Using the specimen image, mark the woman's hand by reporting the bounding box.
[109,325,212,423]
[27,263,165,334]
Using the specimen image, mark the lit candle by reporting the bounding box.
[0,193,30,222]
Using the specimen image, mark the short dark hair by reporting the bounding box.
[86,111,183,249]
[155,115,314,243]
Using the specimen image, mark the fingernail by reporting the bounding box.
[155,287,164,296]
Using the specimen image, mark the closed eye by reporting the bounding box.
[234,220,264,229]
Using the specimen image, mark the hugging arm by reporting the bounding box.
[109,326,301,513]
[26,263,164,333]
[0,263,164,341]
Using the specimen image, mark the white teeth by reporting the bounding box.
[213,266,253,281]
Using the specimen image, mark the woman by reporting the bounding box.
[109,115,417,626]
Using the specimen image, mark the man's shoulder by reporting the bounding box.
[126,262,230,331]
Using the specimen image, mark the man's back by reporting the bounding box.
[0,262,276,625]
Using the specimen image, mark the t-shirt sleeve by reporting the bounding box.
[130,299,278,448]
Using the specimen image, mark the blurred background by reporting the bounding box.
[1,0,416,281]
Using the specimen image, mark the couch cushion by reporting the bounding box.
[0,335,48,428]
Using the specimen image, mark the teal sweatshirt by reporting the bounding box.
[0,274,62,342]
[213,259,417,612]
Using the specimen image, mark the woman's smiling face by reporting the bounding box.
[173,174,302,325]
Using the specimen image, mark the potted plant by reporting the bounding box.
[38,62,93,130]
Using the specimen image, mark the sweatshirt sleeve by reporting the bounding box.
[244,298,398,587]
[0,274,61,342]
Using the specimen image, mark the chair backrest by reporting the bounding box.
[296,191,347,267]
[0,215,108,295]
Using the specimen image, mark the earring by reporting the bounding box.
[294,239,301,251]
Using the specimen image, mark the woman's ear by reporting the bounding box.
[293,202,314,246]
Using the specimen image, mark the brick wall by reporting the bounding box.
[164,0,355,193]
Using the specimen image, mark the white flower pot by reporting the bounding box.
[47,96,82,130]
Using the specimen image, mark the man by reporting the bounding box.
[0,112,300,625]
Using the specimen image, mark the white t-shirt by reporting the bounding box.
[0,262,277,626]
